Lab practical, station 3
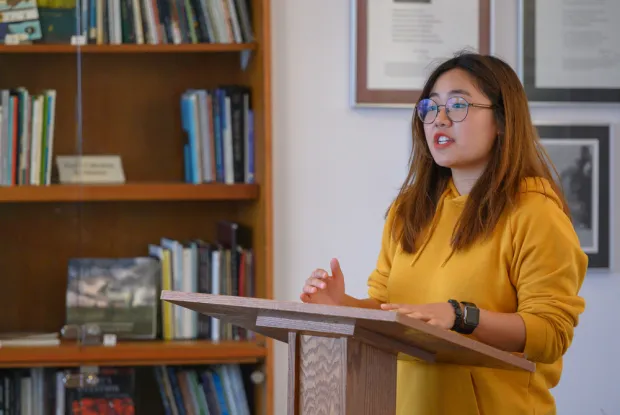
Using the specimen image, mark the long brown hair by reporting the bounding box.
[392,51,568,254]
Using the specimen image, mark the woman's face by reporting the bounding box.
[421,68,498,176]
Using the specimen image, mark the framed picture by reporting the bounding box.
[351,0,491,108]
[518,0,620,104]
[536,124,611,268]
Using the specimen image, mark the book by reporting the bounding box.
[65,257,160,339]
[0,332,59,347]
[0,0,42,44]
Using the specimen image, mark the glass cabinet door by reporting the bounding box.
[0,0,268,413]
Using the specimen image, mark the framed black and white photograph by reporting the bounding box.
[537,124,611,268]
[518,0,620,104]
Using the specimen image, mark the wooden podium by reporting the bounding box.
[160,291,535,415]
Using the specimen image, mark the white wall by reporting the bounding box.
[271,1,620,414]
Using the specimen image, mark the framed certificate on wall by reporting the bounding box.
[351,0,491,108]
[536,124,612,269]
[518,0,620,104]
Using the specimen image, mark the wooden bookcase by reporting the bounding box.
[0,0,273,413]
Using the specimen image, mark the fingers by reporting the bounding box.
[304,268,331,292]
[300,264,338,303]
[303,277,326,294]
[381,303,416,314]
[301,268,331,297]
[312,268,330,280]
[380,303,402,310]
[300,293,321,304]
[379,302,450,330]
[330,258,344,279]
[382,304,432,321]
[425,318,442,327]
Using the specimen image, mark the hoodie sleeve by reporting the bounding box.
[366,203,400,303]
[509,192,588,364]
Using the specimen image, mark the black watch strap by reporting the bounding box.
[448,299,462,332]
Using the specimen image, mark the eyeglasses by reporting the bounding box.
[414,97,495,124]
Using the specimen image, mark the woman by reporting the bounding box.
[299,52,587,415]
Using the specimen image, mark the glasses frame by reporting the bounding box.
[414,97,495,124]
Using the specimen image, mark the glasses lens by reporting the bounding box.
[446,97,469,122]
[416,99,437,123]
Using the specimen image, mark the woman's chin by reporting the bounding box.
[432,157,489,174]
[432,157,458,169]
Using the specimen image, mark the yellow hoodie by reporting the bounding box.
[367,177,588,415]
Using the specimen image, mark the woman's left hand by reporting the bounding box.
[381,302,456,330]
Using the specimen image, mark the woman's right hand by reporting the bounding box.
[300,258,346,306]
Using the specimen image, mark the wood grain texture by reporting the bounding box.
[298,335,345,414]
[0,183,259,202]
[345,338,396,415]
[288,332,300,415]
[256,312,355,336]
[352,326,435,363]
[161,291,536,372]
[0,340,265,368]
[288,335,397,415]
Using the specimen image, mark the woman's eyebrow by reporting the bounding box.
[429,89,472,98]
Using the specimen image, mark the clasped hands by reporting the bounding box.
[300,258,457,331]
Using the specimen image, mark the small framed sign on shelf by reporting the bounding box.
[56,155,126,184]
[536,123,612,269]
[351,0,491,108]
[518,0,620,104]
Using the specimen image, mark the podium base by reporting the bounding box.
[288,332,397,415]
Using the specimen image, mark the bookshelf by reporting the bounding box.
[0,43,257,53]
[0,183,259,202]
[0,340,267,368]
[0,0,273,413]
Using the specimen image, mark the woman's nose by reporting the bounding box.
[434,106,451,127]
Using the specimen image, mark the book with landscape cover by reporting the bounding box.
[65,257,160,339]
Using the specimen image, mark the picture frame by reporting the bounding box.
[518,0,620,104]
[350,0,491,108]
[536,124,612,269]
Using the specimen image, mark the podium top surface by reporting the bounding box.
[161,291,535,372]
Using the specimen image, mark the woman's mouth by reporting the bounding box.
[434,133,455,149]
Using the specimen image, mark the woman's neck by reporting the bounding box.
[450,168,484,195]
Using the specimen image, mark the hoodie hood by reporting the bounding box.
[444,176,563,209]
[408,176,563,267]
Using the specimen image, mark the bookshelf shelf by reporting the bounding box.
[0,43,257,54]
[0,340,267,368]
[0,183,259,202]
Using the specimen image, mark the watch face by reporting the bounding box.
[464,306,480,325]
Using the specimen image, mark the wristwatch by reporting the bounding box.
[447,299,463,332]
[459,301,480,334]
